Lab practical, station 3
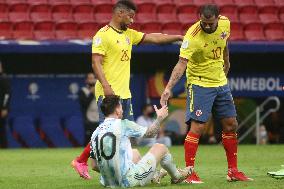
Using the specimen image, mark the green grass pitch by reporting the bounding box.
[0,145,283,189]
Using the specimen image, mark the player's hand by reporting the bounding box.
[153,105,168,121]
[160,88,171,106]
[103,84,115,96]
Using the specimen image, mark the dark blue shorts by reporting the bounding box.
[186,84,237,123]
[97,96,134,123]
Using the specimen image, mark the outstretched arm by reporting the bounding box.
[160,57,188,106]
[142,33,183,44]
[143,105,168,138]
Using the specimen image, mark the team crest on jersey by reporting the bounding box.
[220,31,227,40]
[195,110,202,117]
[94,37,102,46]
[126,37,130,45]
[181,40,189,49]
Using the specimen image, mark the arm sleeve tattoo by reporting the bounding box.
[167,58,187,89]
[143,117,163,138]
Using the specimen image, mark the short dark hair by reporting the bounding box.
[100,95,121,117]
[199,4,219,19]
[113,0,137,12]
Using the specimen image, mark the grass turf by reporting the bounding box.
[0,145,283,189]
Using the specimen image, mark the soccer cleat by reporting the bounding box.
[227,168,253,182]
[71,157,91,180]
[184,171,203,184]
[267,165,284,179]
[151,169,168,184]
[171,166,193,184]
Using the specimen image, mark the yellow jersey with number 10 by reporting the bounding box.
[92,25,145,99]
[180,16,230,87]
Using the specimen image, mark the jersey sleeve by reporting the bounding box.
[92,32,108,55]
[129,29,145,45]
[226,19,231,39]
[179,30,193,60]
[219,15,231,40]
[121,119,147,138]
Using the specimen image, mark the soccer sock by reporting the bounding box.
[77,143,91,163]
[222,132,238,170]
[184,132,200,167]
[160,153,180,179]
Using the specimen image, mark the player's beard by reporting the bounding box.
[200,23,218,34]
[201,25,214,34]
[120,22,128,31]
[204,29,214,34]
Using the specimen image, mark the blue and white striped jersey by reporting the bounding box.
[90,118,147,187]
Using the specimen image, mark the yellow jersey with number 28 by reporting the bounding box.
[92,25,145,99]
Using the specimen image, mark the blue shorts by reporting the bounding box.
[186,84,237,123]
[97,96,134,123]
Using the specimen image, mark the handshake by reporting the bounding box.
[153,105,169,122]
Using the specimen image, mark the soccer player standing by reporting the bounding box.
[72,0,183,179]
[160,4,253,183]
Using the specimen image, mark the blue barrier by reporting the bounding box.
[6,74,284,147]
[12,116,47,148]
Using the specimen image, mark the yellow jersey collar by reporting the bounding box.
[108,25,124,34]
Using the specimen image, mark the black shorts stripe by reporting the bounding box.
[133,167,153,180]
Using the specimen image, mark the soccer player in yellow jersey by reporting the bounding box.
[71,0,183,180]
[160,4,253,183]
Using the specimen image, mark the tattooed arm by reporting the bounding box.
[143,117,163,138]
[223,42,230,76]
[160,57,188,106]
[143,105,168,138]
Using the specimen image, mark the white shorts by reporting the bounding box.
[126,153,157,187]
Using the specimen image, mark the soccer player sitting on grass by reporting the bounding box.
[89,95,192,187]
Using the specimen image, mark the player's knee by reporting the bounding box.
[190,120,206,135]
[152,143,168,154]
[132,148,140,155]
[224,118,238,132]
[132,149,141,163]
[132,148,141,158]
[153,143,166,149]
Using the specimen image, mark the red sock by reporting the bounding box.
[77,143,91,163]
[222,132,238,169]
[184,132,200,167]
